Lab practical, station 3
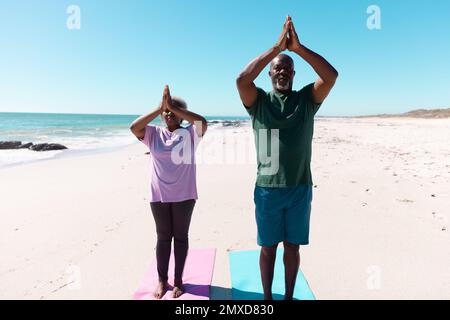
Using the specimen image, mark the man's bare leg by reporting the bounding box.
[260,244,278,300]
[283,241,300,300]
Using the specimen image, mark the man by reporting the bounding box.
[236,16,338,300]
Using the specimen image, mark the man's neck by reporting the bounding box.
[273,88,292,95]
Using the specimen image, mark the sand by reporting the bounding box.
[0,118,449,299]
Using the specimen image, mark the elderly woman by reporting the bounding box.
[130,85,207,299]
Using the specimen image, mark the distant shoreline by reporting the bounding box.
[352,108,450,119]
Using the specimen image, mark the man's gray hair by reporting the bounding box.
[270,53,294,68]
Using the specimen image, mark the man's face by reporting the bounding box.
[269,57,295,92]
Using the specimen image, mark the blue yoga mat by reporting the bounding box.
[229,249,315,300]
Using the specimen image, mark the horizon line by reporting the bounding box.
[0,111,251,118]
[2,108,448,118]
[0,111,358,118]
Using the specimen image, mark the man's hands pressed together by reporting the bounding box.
[276,16,302,53]
[287,17,302,53]
[275,16,290,52]
[237,15,338,107]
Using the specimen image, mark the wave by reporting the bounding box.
[52,129,73,134]
[0,148,64,169]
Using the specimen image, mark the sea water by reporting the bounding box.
[0,112,249,168]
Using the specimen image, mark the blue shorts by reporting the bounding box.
[254,185,313,247]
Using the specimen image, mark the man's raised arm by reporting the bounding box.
[287,17,339,104]
[236,17,290,108]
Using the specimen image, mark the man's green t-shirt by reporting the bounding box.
[245,83,321,187]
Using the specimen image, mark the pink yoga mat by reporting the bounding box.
[133,248,216,300]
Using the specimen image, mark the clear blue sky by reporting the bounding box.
[1,0,449,116]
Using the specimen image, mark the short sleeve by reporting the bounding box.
[244,87,267,117]
[186,123,196,142]
[186,122,203,148]
[138,125,156,149]
[299,83,322,115]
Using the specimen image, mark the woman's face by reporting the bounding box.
[162,109,182,127]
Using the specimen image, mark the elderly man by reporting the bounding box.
[236,16,338,300]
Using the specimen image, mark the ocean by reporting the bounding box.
[0,112,250,168]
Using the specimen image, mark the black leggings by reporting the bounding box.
[150,199,196,282]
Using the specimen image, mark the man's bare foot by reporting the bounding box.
[153,280,168,299]
[172,279,184,298]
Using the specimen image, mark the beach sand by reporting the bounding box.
[0,118,449,299]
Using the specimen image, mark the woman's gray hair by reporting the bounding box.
[161,96,188,125]
[171,96,188,109]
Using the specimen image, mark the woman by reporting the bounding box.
[130,85,207,299]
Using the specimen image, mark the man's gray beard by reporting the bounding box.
[275,81,290,91]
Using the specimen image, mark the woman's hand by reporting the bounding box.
[158,100,164,114]
[162,85,175,112]
[160,84,208,137]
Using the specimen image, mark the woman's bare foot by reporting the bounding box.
[153,280,168,299]
[172,279,184,298]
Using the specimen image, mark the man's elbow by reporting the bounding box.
[331,69,339,82]
[324,70,338,86]
[236,73,248,87]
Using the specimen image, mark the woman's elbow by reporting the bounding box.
[199,118,208,136]
[129,123,141,136]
